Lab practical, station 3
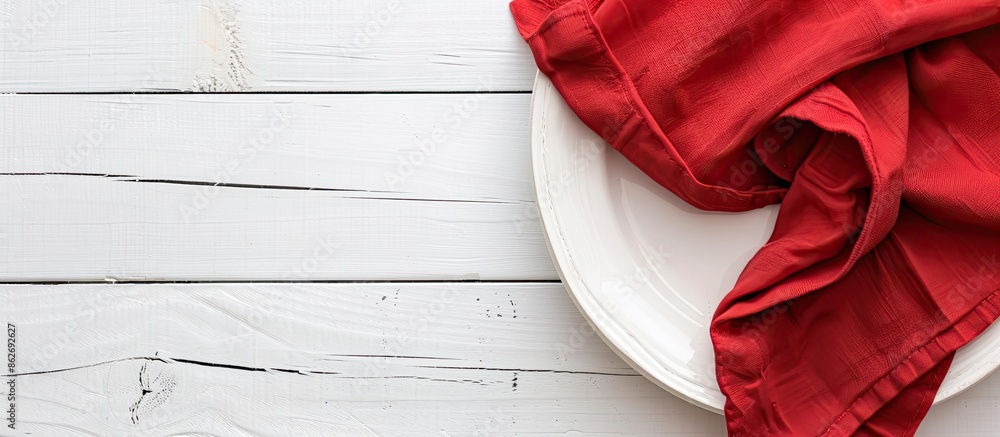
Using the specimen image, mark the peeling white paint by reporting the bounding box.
[192,0,251,91]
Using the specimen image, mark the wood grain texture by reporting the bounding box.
[0,283,727,436]
[0,0,536,92]
[0,282,992,436]
[0,94,553,281]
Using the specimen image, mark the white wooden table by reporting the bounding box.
[0,1,996,435]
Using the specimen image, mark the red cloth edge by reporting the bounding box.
[821,283,1000,435]
[511,0,786,212]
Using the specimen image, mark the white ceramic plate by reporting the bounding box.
[529,71,1000,413]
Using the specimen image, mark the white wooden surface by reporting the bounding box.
[0,0,535,92]
[2,283,727,436]
[0,2,996,436]
[0,94,553,281]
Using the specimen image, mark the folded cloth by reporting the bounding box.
[509,0,1000,434]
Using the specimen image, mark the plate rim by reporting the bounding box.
[528,70,1000,414]
[529,71,725,413]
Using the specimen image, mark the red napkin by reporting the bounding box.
[510,0,1000,434]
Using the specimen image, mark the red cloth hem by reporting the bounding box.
[511,0,786,212]
[819,283,1000,436]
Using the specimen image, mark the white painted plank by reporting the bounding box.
[0,283,728,436]
[0,94,536,203]
[0,93,551,281]
[0,0,536,92]
[0,177,550,281]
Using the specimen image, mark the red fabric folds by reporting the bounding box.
[510,0,1000,434]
